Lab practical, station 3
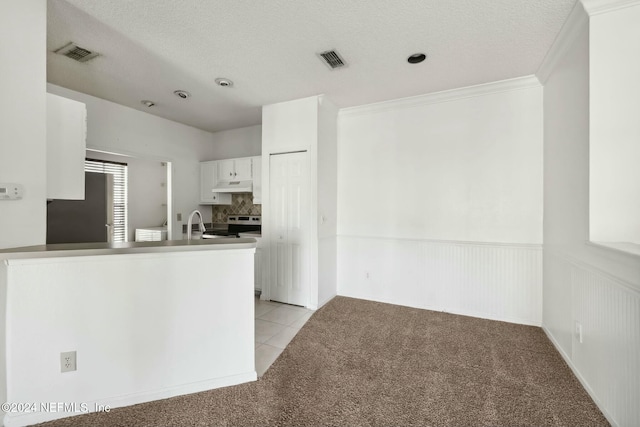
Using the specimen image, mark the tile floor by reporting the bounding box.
[254,296,315,377]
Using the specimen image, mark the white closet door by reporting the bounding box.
[270,154,289,304]
[269,152,309,306]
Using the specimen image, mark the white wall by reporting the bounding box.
[2,248,256,427]
[338,82,543,243]
[589,4,640,244]
[0,1,47,250]
[540,3,640,426]
[209,125,261,160]
[317,97,338,307]
[261,96,326,309]
[87,151,168,242]
[47,84,216,240]
[336,78,544,325]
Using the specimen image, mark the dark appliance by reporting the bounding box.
[46,172,114,244]
[204,215,261,238]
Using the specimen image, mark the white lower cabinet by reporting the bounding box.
[200,161,231,205]
[254,236,266,292]
[255,247,263,292]
[252,156,262,204]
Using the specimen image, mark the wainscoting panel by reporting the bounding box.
[337,236,542,326]
[571,263,640,427]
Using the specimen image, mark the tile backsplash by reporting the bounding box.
[212,193,261,223]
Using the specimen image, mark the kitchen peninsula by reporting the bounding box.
[0,238,257,427]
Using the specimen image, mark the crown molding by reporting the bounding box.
[536,1,589,84]
[581,0,640,15]
[339,75,541,118]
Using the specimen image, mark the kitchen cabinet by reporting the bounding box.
[200,161,231,204]
[217,157,252,182]
[46,93,87,200]
[253,235,266,292]
[252,156,262,204]
[239,232,266,292]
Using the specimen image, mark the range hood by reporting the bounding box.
[212,180,253,193]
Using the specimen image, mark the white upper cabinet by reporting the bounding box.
[46,93,87,200]
[234,158,253,180]
[217,159,235,181]
[200,161,231,205]
[252,156,262,204]
[217,157,253,181]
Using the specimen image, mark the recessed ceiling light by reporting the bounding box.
[173,90,191,99]
[407,53,427,64]
[141,100,155,107]
[215,78,233,87]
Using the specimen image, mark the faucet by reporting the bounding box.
[186,209,206,240]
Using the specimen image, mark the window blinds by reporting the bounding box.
[84,158,128,242]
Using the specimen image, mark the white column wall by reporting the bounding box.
[0,1,47,250]
[589,4,640,244]
[261,96,319,307]
[541,3,640,426]
[317,97,338,307]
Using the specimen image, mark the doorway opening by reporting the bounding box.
[84,149,172,241]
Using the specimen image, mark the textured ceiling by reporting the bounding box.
[47,0,577,133]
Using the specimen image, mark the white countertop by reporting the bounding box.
[0,238,256,260]
[238,231,262,238]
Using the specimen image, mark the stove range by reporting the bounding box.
[204,215,261,238]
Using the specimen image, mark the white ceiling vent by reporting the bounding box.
[317,50,347,70]
[54,42,100,63]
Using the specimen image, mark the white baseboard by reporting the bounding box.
[338,290,541,327]
[3,371,257,427]
[542,327,617,427]
[427,304,541,326]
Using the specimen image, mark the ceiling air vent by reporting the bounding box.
[317,50,347,70]
[54,42,100,63]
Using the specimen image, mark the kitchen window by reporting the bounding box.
[85,158,128,242]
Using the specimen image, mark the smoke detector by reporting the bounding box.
[317,50,347,70]
[173,90,191,99]
[54,42,100,63]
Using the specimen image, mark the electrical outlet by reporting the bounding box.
[177,213,182,221]
[60,351,77,373]
[365,271,370,279]
[575,322,583,344]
